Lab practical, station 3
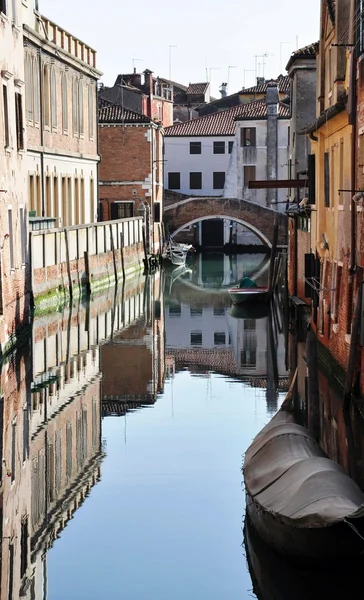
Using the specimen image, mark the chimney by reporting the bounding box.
[266,83,279,207]
[143,69,153,94]
[130,68,142,89]
[219,82,228,98]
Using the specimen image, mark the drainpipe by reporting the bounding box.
[349,0,357,272]
[38,47,45,217]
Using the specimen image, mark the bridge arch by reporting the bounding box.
[163,196,287,247]
[171,215,272,248]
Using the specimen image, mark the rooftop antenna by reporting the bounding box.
[279,42,292,73]
[132,58,143,71]
[227,65,237,93]
[209,67,221,84]
[169,45,177,80]
[254,52,274,80]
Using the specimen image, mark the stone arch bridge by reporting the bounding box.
[163,197,287,247]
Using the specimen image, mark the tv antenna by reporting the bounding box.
[254,52,274,79]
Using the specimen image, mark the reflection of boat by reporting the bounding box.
[228,286,268,305]
[244,371,364,562]
[229,303,269,320]
[163,263,192,293]
[162,239,194,266]
[244,515,363,600]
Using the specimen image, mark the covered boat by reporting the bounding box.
[228,276,268,305]
[162,239,194,266]
[243,371,364,562]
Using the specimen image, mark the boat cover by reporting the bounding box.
[244,409,364,528]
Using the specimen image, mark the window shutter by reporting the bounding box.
[304,253,315,298]
[308,154,316,204]
[324,152,330,207]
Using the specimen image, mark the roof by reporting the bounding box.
[165,99,290,137]
[241,74,290,94]
[286,42,319,71]
[197,92,241,116]
[98,105,151,124]
[186,82,209,95]
[235,99,290,120]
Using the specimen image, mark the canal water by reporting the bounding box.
[2,252,363,599]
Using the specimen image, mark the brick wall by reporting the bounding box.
[165,197,288,246]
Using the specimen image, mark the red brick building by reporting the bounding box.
[99,69,173,128]
[98,105,164,255]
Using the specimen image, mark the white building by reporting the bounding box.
[224,85,290,211]
[164,106,242,196]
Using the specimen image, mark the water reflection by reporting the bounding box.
[3,252,363,599]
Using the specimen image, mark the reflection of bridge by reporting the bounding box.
[164,197,287,247]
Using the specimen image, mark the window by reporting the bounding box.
[73,77,79,134]
[2,84,9,147]
[33,58,39,123]
[110,201,134,220]
[51,68,57,128]
[214,332,226,345]
[213,141,225,154]
[15,92,24,150]
[168,172,180,189]
[190,141,201,154]
[88,84,93,138]
[240,349,257,367]
[79,80,84,135]
[169,304,181,317]
[158,104,162,121]
[154,202,161,222]
[244,165,256,187]
[8,208,14,269]
[66,422,72,478]
[213,307,225,316]
[190,172,202,189]
[61,73,68,131]
[324,151,330,207]
[11,418,16,482]
[213,172,225,189]
[0,0,7,14]
[25,55,33,121]
[43,65,50,127]
[190,307,203,317]
[191,331,202,346]
[241,127,256,147]
[228,141,234,153]
[19,207,26,264]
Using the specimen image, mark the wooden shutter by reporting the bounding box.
[324,152,330,207]
[308,154,315,204]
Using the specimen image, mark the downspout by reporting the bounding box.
[96,82,101,222]
[38,47,45,217]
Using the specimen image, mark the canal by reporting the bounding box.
[2,252,364,599]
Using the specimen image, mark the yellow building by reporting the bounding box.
[303,0,355,370]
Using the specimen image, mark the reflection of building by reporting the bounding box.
[0,273,154,599]
[101,275,165,416]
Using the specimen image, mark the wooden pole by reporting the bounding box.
[109,224,118,285]
[343,269,363,411]
[84,251,91,295]
[142,226,149,272]
[64,228,73,300]
[120,232,125,280]
[306,324,320,442]
[267,218,279,301]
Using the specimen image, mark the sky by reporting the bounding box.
[41,0,320,98]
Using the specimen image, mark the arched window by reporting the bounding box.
[25,55,33,121]
[88,84,94,139]
[61,73,68,132]
[43,64,50,127]
[78,80,84,135]
[33,57,40,123]
[51,68,57,128]
[72,77,79,134]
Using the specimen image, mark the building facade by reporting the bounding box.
[23,9,101,227]
[98,105,164,254]
[223,88,290,211]
[0,0,30,352]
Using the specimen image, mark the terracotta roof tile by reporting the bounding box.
[164,100,290,137]
[98,105,151,124]
[242,74,290,94]
[186,82,209,95]
[286,42,318,70]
